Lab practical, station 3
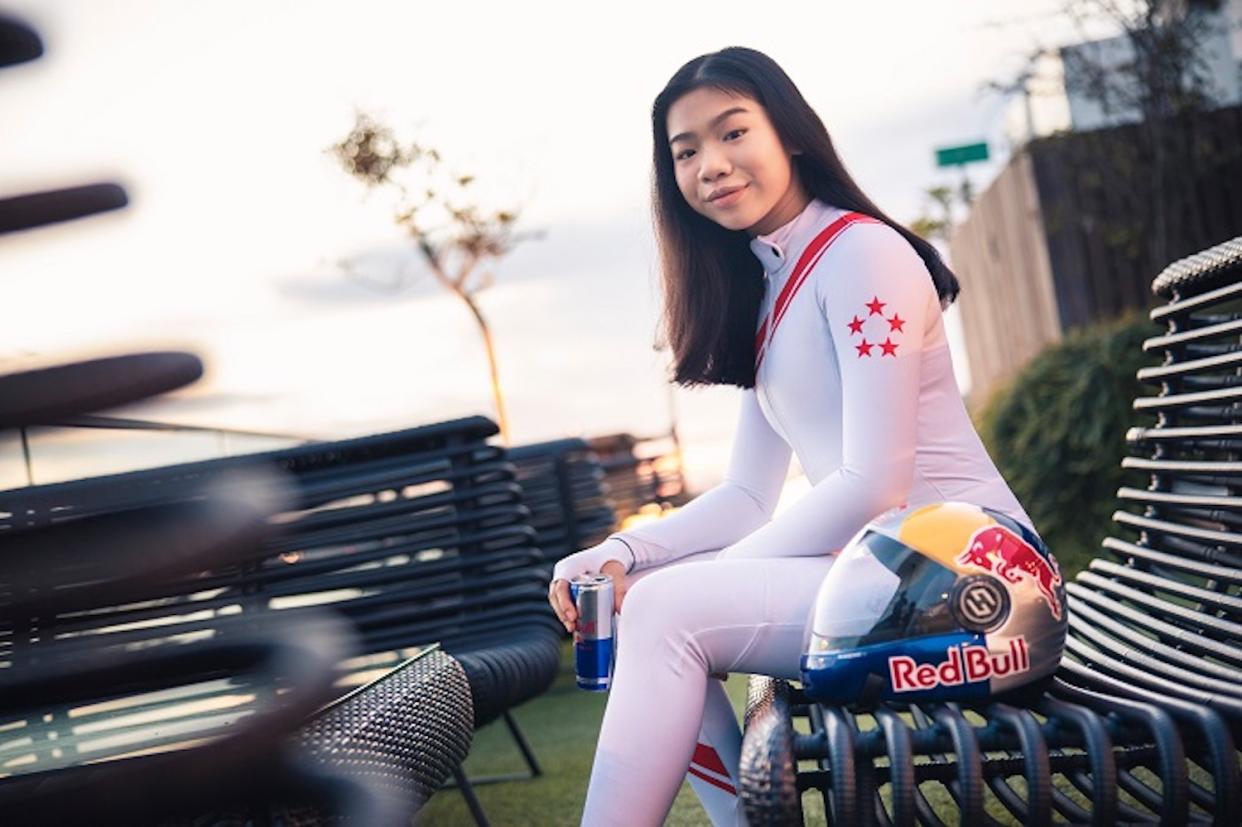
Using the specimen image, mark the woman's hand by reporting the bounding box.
[548,538,635,633]
[548,560,629,634]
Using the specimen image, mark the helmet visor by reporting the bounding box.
[809,529,960,652]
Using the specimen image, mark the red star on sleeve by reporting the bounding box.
[847,315,865,336]
[887,313,905,333]
[855,339,873,358]
[865,296,886,316]
[879,338,899,357]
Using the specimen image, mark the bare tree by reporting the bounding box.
[987,0,1226,267]
[982,46,1063,147]
[1059,0,1223,123]
[330,112,542,444]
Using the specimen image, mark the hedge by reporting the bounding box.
[974,309,1158,579]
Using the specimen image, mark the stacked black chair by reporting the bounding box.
[739,237,1242,826]
[586,432,688,524]
[508,437,615,569]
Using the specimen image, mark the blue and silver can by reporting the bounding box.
[570,573,615,691]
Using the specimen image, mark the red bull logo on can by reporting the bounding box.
[889,637,1030,693]
[574,618,601,641]
[955,525,1064,620]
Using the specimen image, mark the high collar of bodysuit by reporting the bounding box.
[747,197,840,283]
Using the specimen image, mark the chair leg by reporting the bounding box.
[503,710,543,778]
[451,764,492,827]
[443,711,544,787]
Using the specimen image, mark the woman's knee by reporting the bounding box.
[619,567,677,626]
[618,567,711,648]
[615,568,717,676]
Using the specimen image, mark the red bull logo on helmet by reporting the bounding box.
[955,525,1064,620]
[889,637,1030,693]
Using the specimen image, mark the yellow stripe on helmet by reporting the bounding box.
[894,502,999,571]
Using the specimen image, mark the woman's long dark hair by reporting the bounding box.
[651,46,960,389]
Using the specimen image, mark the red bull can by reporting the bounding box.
[570,574,615,691]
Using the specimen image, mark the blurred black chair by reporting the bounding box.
[1,13,556,822]
[0,353,468,826]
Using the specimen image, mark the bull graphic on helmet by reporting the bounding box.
[956,524,1064,620]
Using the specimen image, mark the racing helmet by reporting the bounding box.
[801,501,1067,705]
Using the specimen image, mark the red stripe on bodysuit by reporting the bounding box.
[754,211,881,372]
[692,742,731,776]
[754,316,769,369]
[687,766,738,796]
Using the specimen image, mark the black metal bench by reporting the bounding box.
[433,436,618,821]
[739,236,1242,826]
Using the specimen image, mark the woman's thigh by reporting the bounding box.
[618,554,838,681]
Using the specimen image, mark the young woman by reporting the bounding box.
[547,46,1037,826]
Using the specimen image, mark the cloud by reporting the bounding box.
[274,243,436,306]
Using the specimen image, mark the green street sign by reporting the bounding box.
[935,142,989,167]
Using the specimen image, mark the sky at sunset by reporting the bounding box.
[1,0,1099,490]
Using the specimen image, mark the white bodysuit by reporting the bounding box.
[555,198,1037,826]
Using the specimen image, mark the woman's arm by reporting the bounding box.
[606,386,793,571]
[717,222,937,560]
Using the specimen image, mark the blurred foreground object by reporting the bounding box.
[0,16,470,820]
[0,351,201,429]
[0,12,41,67]
[0,183,129,236]
[0,348,430,824]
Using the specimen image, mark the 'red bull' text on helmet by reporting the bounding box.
[800,501,1067,705]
